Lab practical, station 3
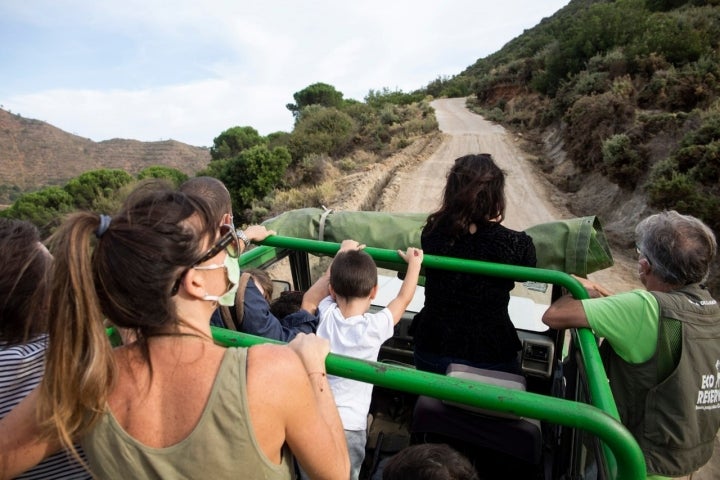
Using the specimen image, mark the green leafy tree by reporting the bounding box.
[196,159,230,179]
[210,126,266,160]
[0,186,75,236]
[220,145,292,214]
[137,166,189,186]
[286,83,344,120]
[63,169,134,210]
[287,107,356,162]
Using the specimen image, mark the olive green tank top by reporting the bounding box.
[81,347,294,479]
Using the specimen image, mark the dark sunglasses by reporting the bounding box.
[170,224,240,296]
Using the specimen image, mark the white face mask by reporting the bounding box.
[195,253,240,306]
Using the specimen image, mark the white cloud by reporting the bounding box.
[2,1,570,146]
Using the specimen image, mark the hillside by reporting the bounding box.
[427,0,720,292]
[0,108,210,202]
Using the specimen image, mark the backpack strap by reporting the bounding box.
[218,272,253,331]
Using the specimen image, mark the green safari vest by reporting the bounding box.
[600,283,720,477]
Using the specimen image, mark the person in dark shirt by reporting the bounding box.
[411,154,537,375]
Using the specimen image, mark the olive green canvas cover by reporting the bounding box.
[262,208,614,276]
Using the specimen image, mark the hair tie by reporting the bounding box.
[95,214,112,238]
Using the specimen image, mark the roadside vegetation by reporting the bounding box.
[0,83,436,235]
[9,0,718,289]
[424,0,720,292]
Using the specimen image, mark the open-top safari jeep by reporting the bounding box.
[212,208,645,479]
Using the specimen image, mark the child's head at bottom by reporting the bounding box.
[382,443,479,480]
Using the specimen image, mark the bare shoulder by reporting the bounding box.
[247,344,305,386]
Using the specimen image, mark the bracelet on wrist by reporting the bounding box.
[236,229,251,248]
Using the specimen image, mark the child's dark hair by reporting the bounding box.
[382,443,479,480]
[270,290,304,318]
[425,154,506,238]
[329,250,377,299]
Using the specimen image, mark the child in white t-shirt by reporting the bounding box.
[315,239,423,480]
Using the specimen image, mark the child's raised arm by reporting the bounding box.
[386,247,423,325]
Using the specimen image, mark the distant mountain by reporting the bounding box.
[0,108,211,200]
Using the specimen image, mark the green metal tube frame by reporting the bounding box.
[235,235,646,479]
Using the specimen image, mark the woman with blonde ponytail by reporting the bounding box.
[0,181,349,479]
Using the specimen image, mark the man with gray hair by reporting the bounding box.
[543,210,720,479]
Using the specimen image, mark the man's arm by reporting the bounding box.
[242,280,304,342]
[542,295,591,330]
[542,275,611,330]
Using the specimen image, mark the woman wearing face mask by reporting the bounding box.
[0,181,349,480]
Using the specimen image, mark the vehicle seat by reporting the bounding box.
[411,364,543,467]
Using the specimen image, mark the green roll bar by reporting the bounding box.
[232,235,646,480]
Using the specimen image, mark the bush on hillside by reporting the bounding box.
[637,111,685,136]
[637,56,720,111]
[425,75,473,98]
[601,134,648,188]
[287,107,356,162]
[365,88,425,108]
[633,11,708,65]
[563,91,635,171]
[647,112,720,232]
[282,153,334,188]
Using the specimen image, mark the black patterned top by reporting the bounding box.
[412,220,537,364]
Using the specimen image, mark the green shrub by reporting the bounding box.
[137,166,188,186]
[284,153,332,187]
[635,12,707,65]
[0,186,76,236]
[365,88,424,108]
[63,169,134,210]
[485,108,506,123]
[637,112,683,135]
[601,134,647,187]
[563,92,635,170]
[647,112,720,232]
[270,182,335,214]
[288,107,356,161]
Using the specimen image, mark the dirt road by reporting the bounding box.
[384,97,642,294]
[381,97,720,479]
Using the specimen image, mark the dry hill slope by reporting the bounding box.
[0,108,210,197]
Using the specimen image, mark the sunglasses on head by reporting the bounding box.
[170,224,240,296]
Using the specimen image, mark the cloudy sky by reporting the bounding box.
[1,1,569,147]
